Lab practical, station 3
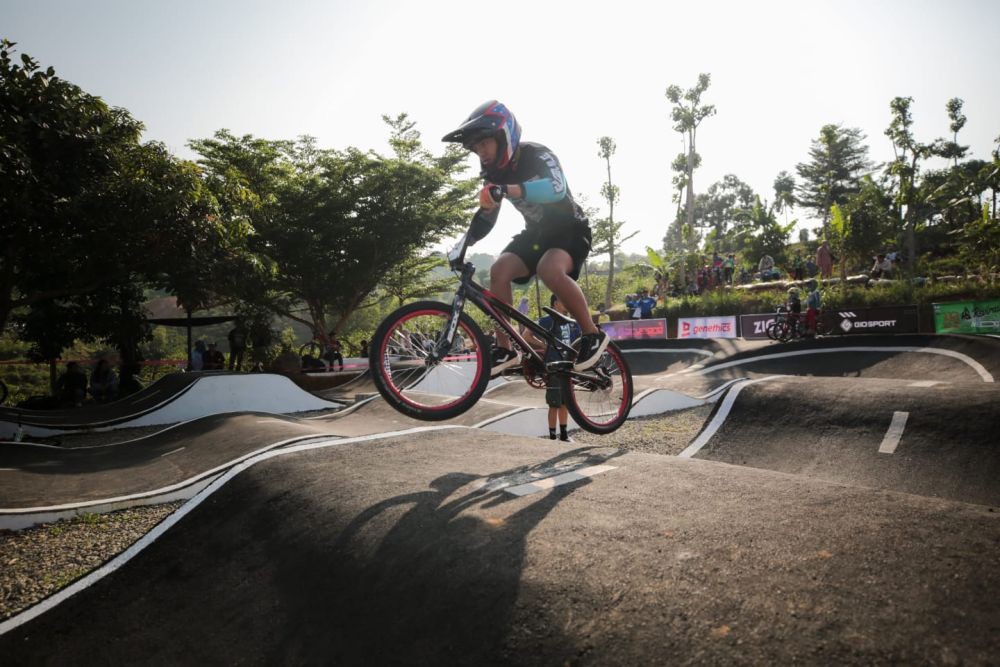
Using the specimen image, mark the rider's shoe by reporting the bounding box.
[559,435,574,443]
[573,331,609,371]
[490,347,521,377]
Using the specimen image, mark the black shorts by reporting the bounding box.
[503,222,592,285]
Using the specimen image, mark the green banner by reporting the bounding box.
[932,299,1000,334]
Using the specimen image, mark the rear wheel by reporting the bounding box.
[564,341,633,434]
[371,301,489,421]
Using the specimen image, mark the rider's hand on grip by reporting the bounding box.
[479,183,506,209]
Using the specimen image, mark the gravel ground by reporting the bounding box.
[572,404,714,455]
[0,503,183,622]
[0,405,712,624]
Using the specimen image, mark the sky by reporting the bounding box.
[4,0,999,256]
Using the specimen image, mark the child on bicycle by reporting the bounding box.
[786,286,803,335]
[442,100,608,377]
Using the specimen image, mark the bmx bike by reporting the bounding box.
[370,226,634,434]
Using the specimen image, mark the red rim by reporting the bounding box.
[568,345,631,429]
[378,309,484,413]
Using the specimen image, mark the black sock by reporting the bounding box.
[560,425,569,439]
[549,427,557,440]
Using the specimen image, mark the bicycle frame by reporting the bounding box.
[438,232,577,372]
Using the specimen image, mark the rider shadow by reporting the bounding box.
[268,445,624,665]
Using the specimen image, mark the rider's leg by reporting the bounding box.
[535,249,598,335]
[489,252,530,349]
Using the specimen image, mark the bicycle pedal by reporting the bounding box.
[545,360,573,372]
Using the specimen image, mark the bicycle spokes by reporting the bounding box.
[375,307,485,412]
[564,346,632,433]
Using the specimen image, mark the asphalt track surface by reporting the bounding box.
[1,334,998,664]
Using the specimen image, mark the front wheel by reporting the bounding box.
[564,341,633,434]
[370,301,489,421]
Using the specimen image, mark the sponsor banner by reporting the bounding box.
[826,306,919,334]
[933,299,1000,334]
[600,318,667,341]
[678,315,737,339]
[740,313,779,340]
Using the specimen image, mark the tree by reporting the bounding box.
[594,137,637,309]
[932,98,968,168]
[695,174,755,252]
[731,198,794,270]
[190,115,475,341]
[377,253,455,308]
[795,124,874,232]
[0,41,241,351]
[884,97,932,269]
[665,73,716,285]
[773,171,796,224]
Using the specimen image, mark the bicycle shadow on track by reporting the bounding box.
[267,446,625,665]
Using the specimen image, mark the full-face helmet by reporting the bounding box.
[442,100,521,170]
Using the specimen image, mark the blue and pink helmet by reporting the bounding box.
[442,100,521,170]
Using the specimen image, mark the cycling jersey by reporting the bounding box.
[468,142,589,242]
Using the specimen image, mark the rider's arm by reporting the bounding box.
[517,149,568,204]
[468,205,500,243]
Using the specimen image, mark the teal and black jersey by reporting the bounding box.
[468,142,589,242]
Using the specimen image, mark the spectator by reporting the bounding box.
[625,293,640,319]
[792,252,805,281]
[191,340,206,371]
[250,324,273,371]
[758,254,777,281]
[55,361,88,407]
[360,339,369,359]
[325,333,345,371]
[805,279,822,336]
[805,257,818,278]
[89,359,119,403]
[227,323,248,371]
[786,286,803,333]
[638,288,657,319]
[526,293,581,442]
[723,253,736,284]
[204,342,226,370]
[870,253,892,279]
[816,240,834,279]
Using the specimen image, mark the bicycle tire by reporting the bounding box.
[770,320,794,342]
[564,341,633,435]
[298,340,323,359]
[371,300,489,421]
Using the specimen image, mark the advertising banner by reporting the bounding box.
[933,300,1000,334]
[600,318,668,341]
[740,313,779,340]
[824,306,919,335]
[677,316,737,339]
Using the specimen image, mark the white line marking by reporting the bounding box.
[160,447,185,458]
[0,468,17,471]
[909,380,940,387]
[504,465,617,496]
[625,348,715,357]
[678,376,783,459]
[472,406,534,428]
[690,346,994,383]
[0,424,462,636]
[878,411,909,454]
